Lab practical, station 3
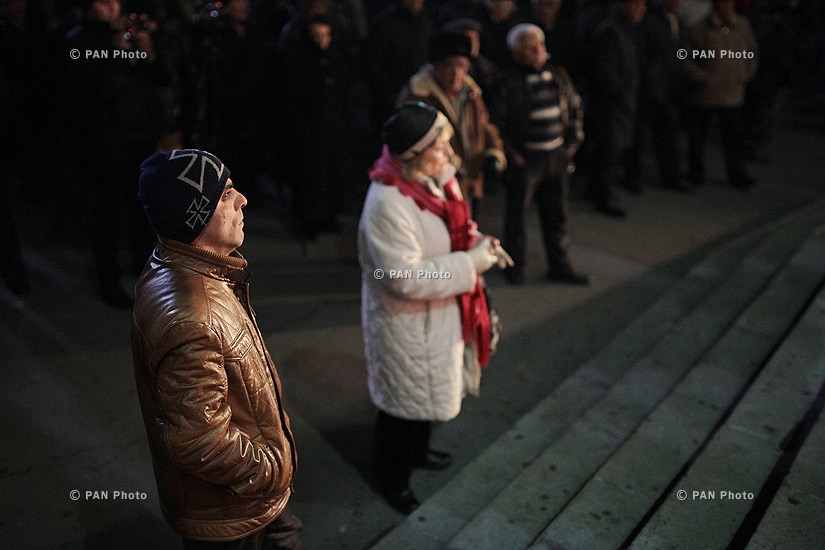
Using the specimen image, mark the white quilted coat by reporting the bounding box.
[358,178,479,421]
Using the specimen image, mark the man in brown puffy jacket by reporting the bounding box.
[132,149,302,549]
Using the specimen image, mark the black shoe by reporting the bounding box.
[546,265,590,285]
[417,450,452,470]
[595,200,626,218]
[382,487,420,514]
[100,280,133,309]
[503,266,524,286]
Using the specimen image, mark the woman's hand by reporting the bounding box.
[468,237,498,274]
[469,237,514,272]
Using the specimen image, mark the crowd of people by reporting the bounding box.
[2,0,824,544]
[1,0,823,302]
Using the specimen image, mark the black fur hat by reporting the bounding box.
[430,31,473,63]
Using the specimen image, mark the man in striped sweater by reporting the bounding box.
[489,23,588,285]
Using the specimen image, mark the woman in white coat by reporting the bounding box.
[358,102,512,513]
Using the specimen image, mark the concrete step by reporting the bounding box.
[627,264,825,549]
[369,200,825,550]
[745,373,825,550]
[444,217,825,550]
[529,226,825,549]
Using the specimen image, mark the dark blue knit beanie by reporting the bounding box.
[138,150,230,244]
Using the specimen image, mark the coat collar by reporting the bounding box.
[408,65,481,125]
[157,237,249,283]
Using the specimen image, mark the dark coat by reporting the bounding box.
[639,5,689,104]
[589,13,641,148]
[365,3,435,122]
[65,19,173,151]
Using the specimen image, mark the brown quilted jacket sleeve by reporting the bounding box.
[154,321,280,496]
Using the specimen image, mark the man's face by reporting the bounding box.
[489,0,516,22]
[512,32,547,70]
[534,0,561,26]
[309,22,332,50]
[225,0,250,23]
[88,0,121,25]
[433,55,471,97]
[402,0,425,14]
[192,179,247,256]
[620,0,647,25]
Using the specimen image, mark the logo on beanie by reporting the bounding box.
[186,195,214,231]
[170,149,225,193]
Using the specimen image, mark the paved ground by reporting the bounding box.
[0,92,823,549]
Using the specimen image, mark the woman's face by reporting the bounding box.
[411,128,454,180]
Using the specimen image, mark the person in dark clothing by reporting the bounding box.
[280,14,354,239]
[189,0,268,197]
[436,0,485,27]
[530,0,577,73]
[441,17,499,97]
[0,63,30,296]
[743,0,803,159]
[625,0,693,193]
[477,0,529,73]
[490,23,589,285]
[364,0,435,131]
[278,0,346,58]
[65,0,173,308]
[586,0,645,217]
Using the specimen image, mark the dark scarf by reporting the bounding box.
[369,146,492,366]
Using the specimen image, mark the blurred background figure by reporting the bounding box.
[398,31,507,216]
[187,0,268,201]
[530,0,577,74]
[685,0,758,189]
[490,23,588,286]
[0,63,30,296]
[743,0,805,161]
[65,0,174,307]
[364,0,435,133]
[280,14,355,240]
[441,17,499,96]
[625,0,693,193]
[586,0,646,218]
[477,0,528,75]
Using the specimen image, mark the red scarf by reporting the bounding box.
[369,146,492,367]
